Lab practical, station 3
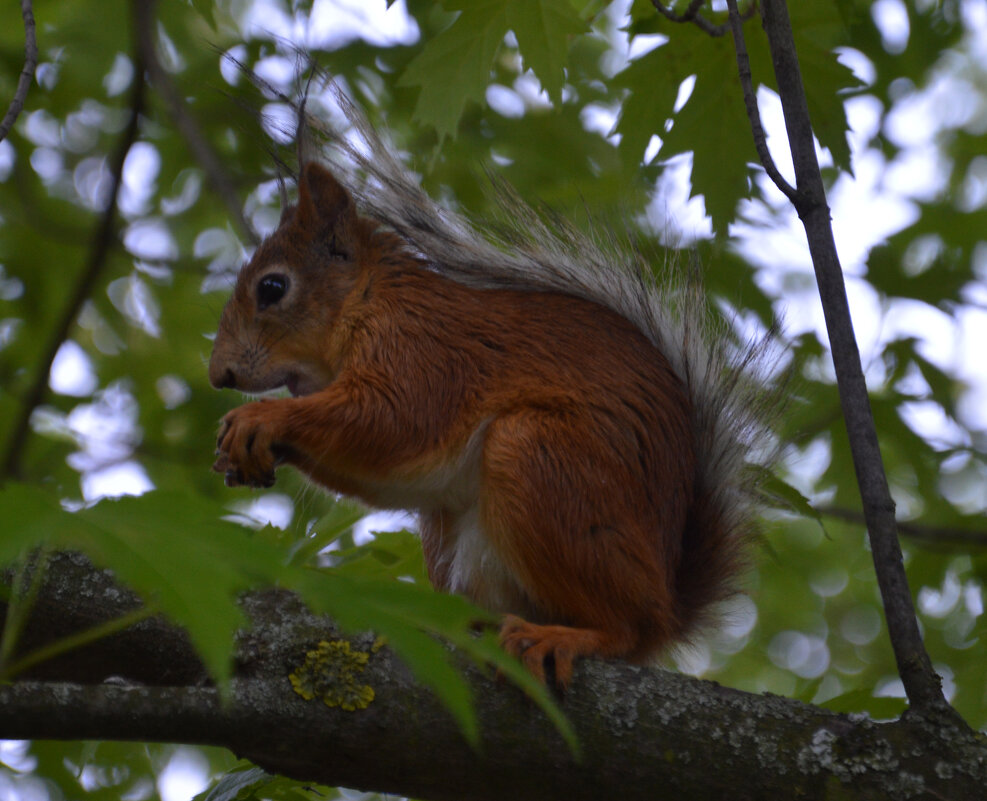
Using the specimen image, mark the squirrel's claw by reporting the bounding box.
[213,403,281,488]
[500,615,606,690]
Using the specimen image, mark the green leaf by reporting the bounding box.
[659,33,756,233]
[195,765,336,801]
[787,0,860,173]
[286,568,484,745]
[399,0,585,137]
[0,485,290,685]
[288,500,366,566]
[329,527,428,581]
[286,568,578,753]
[1,486,574,749]
[78,492,300,685]
[616,13,762,230]
[193,766,270,801]
[866,220,973,310]
[611,44,682,170]
[508,0,587,101]
[187,0,218,31]
[399,1,513,138]
[791,42,858,174]
[756,467,825,531]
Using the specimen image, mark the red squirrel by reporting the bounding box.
[210,138,775,686]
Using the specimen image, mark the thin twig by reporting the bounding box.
[0,55,146,482]
[653,0,707,23]
[724,0,798,203]
[132,0,257,244]
[821,507,987,549]
[652,0,723,35]
[757,0,952,719]
[652,0,757,37]
[0,0,38,143]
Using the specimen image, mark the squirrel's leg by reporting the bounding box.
[480,409,683,687]
[213,377,438,495]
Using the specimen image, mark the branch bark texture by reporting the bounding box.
[1,555,985,801]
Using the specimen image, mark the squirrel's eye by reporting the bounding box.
[256,273,288,310]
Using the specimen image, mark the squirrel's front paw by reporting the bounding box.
[213,402,284,488]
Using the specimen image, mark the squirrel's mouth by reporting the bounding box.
[284,371,327,398]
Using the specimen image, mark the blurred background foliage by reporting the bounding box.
[1,0,986,798]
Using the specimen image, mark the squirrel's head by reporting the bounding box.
[209,162,377,397]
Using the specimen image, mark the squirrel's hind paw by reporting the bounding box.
[500,615,616,689]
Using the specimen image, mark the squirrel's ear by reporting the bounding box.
[296,162,354,234]
[276,170,293,227]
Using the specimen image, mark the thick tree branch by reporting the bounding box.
[0,0,38,143]
[2,554,985,801]
[132,0,257,244]
[0,54,146,481]
[1,672,982,801]
[748,0,950,717]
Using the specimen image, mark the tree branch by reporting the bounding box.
[653,0,706,23]
[820,506,987,549]
[0,674,980,801]
[2,554,985,801]
[652,0,757,38]
[751,0,951,718]
[0,0,38,143]
[652,0,725,36]
[725,0,798,202]
[131,0,257,245]
[0,52,146,482]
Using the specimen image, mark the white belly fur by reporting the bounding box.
[445,504,528,614]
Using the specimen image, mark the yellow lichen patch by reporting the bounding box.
[289,639,375,711]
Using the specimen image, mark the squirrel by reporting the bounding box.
[210,110,778,686]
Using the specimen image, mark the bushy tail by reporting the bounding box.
[250,70,785,641]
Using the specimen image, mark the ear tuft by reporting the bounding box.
[296,163,354,233]
[276,170,293,227]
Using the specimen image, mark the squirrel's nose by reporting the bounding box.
[217,368,236,390]
[209,355,238,390]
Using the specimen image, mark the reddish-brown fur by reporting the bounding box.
[211,164,701,685]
